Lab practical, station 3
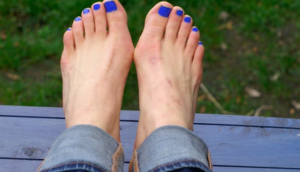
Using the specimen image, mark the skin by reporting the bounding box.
[61,0,204,148]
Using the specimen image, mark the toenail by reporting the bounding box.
[184,16,191,23]
[176,10,183,17]
[158,6,172,18]
[192,27,199,32]
[104,1,118,13]
[93,3,101,11]
[199,41,203,45]
[75,17,81,22]
[83,8,90,14]
[67,28,71,31]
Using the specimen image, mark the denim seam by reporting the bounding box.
[112,143,124,172]
[208,151,213,170]
[39,161,108,172]
[149,159,211,172]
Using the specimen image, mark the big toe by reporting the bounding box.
[140,2,173,42]
[104,0,131,39]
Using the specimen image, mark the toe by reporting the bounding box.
[63,28,75,51]
[81,8,95,38]
[177,15,193,44]
[185,27,200,58]
[92,2,107,38]
[193,41,205,64]
[103,0,130,38]
[72,17,84,45]
[140,2,173,42]
[61,28,75,70]
[165,7,184,42]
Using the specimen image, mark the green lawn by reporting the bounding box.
[0,0,299,118]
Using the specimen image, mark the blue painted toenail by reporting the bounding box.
[184,16,191,23]
[104,1,118,13]
[83,8,90,14]
[75,17,81,22]
[158,6,172,18]
[192,27,198,32]
[67,28,71,31]
[83,9,90,14]
[176,10,183,17]
[199,41,203,45]
[93,4,101,11]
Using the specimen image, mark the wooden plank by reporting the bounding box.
[0,117,299,169]
[1,105,300,128]
[212,166,299,172]
[1,159,42,172]
[1,160,298,172]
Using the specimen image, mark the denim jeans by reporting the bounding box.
[38,125,212,172]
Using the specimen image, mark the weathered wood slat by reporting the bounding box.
[1,105,300,128]
[1,160,298,172]
[0,117,299,169]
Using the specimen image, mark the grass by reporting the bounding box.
[0,0,299,118]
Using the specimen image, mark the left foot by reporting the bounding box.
[60,0,134,141]
[133,2,205,149]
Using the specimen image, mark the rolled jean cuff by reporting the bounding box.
[130,125,212,172]
[38,125,124,172]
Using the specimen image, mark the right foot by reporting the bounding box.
[134,2,205,149]
[61,0,134,142]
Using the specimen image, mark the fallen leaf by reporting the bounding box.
[226,21,233,30]
[291,101,300,110]
[6,73,19,80]
[197,94,207,101]
[245,87,261,98]
[218,21,233,30]
[1,32,6,40]
[252,46,258,52]
[290,109,295,115]
[219,11,229,21]
[236,96,241,104]
[270,72,280,82]
[220,43,227,50]
[200,106,206,113]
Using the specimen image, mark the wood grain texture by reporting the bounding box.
[1,160,298,172]
[0,117,299,169]
[1,105,300,128]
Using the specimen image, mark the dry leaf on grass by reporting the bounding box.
[219,11,229,21]
[291,101,300,110]
[1,32,6,40]
[245,87,261,98]
[270,72,280,82]
[6,73,19,80]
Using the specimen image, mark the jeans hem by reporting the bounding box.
[39,161,108,172]
[150,159,212,172]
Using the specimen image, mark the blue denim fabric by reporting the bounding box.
[38,125,124,172]
[38,125,211,172]
[131,126,212,172]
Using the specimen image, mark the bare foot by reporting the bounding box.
[134,2,204,149]
[61,0,134,142]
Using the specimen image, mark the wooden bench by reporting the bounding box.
[0,105,300,172]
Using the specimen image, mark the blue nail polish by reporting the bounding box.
[184,16,191,23]
[67,28,71,31]
[75,17,81,22]
[199,41,203,45]
[93,4,101,11]
[176,10,183,17]
[158,6,172,18]
[83,9,90,14]
[104,1,118,13]
[192,27,198,32]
